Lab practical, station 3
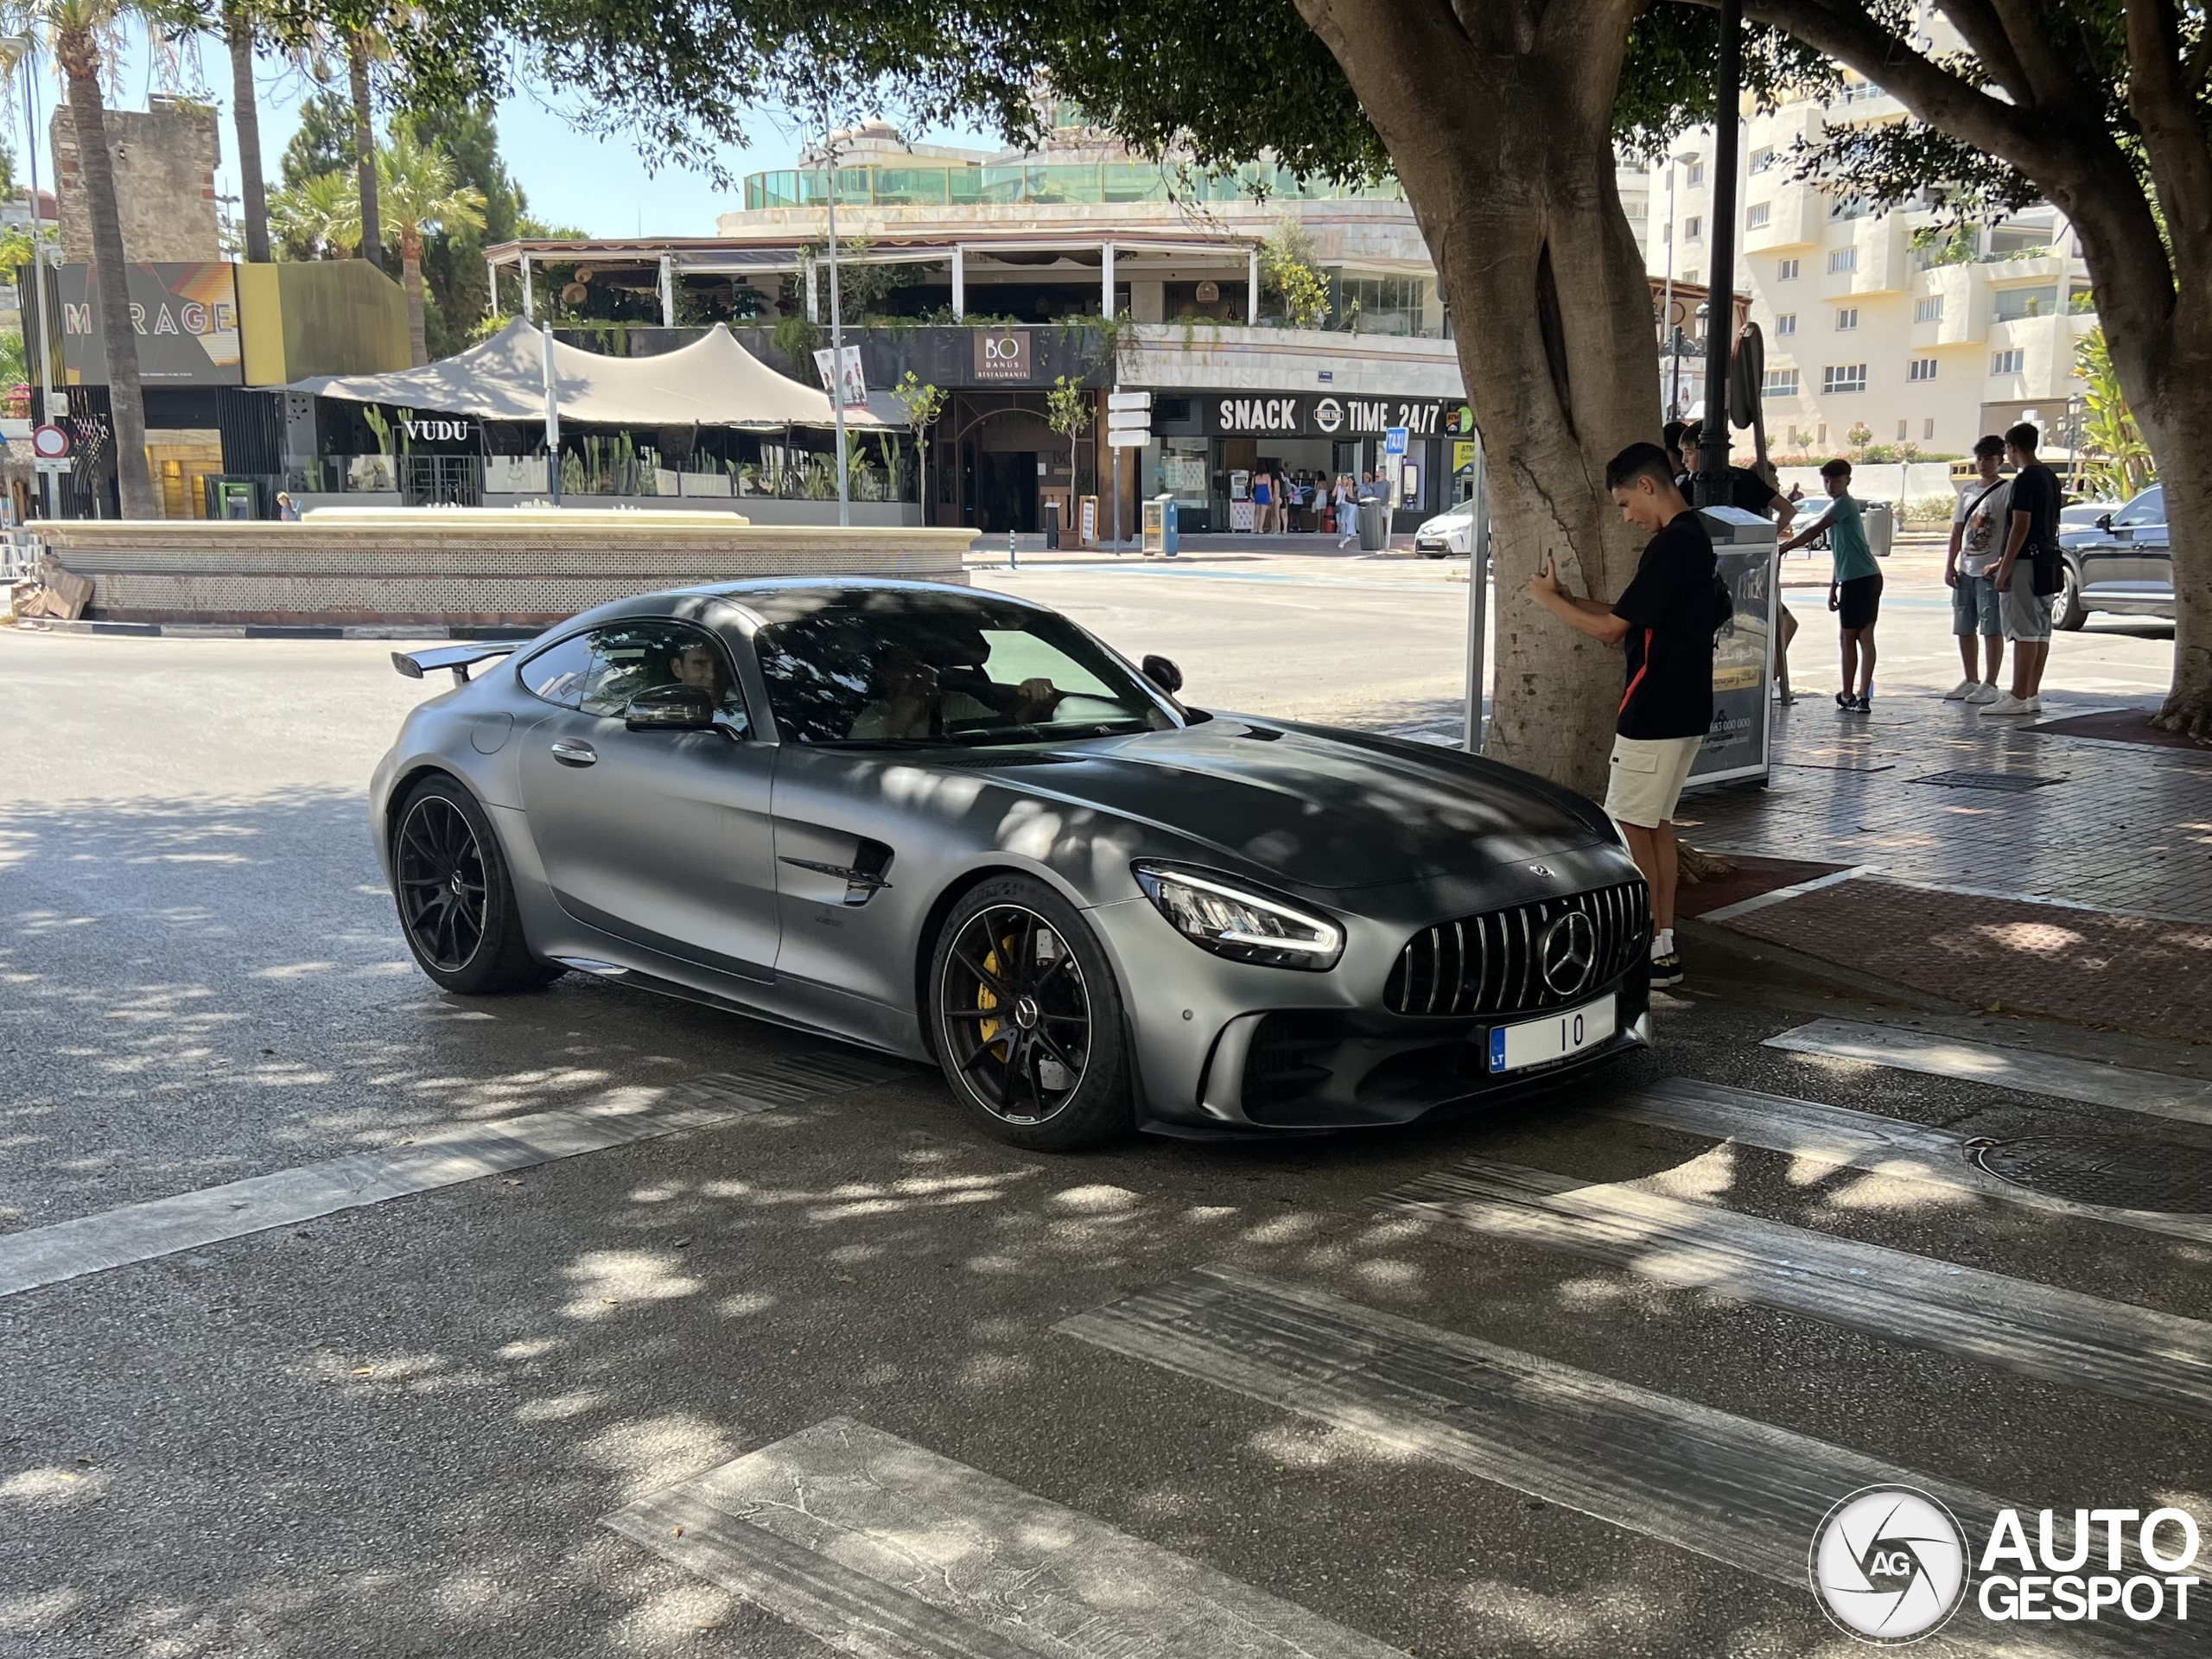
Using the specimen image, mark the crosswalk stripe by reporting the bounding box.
[1596,1077,2212,1246]
[1381,1158,2212,1420]
[602,1416,1403,1659]
[1764,1018,2212,1127]
[1059,1268,2177,1658]
[0,1056,902,1300]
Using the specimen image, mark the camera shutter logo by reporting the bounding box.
[1313,397,1344,434]
[1810,1486,1969,1644]
[1537,911,1599,998]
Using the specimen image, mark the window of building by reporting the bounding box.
[1992,285,2058,322]
[1745,202,1770,230]
[1897,420,1909,440]
[1830,196,1872,221]
[1828,247,1858,273]
[1335,273,1433,336]
[1991,348,2024,374]
[1835,307,1859,330]
[1913,296,1944,323]
[1822,364,1868,394]
[1681,269,1700,286]
[1818,423,1828,443]
[1684,215,1703,243]
[1777,258,1801,281]
[1908,358,1938,382]
[1776,313,1797,335]
[1750,147,1776,175]
[1763,368,1801,397]
[1687,162,1705,188]
[1924,418,1936,440]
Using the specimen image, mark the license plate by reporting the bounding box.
[1489,995,1617,1074]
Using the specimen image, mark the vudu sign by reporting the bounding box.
[399,419,474,445]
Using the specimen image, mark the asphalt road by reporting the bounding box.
[1,563,2202,1658]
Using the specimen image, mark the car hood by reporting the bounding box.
[977,720,1609,890]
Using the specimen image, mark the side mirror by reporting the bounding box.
[1141,653,1184,696]
[2095,512,2114,531]
[625,683,717,732]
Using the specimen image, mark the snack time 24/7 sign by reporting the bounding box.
[1205,395,1462,437]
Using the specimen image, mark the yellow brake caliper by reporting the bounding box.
[976,940,1005,1049]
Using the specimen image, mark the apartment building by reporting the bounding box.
[1643,71,2097,457]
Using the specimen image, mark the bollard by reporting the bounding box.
[1008,527,1018,570]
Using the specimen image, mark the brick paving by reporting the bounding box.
[1678,689,2212,1040]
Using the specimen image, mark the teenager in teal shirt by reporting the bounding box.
[1780,459,1882,711]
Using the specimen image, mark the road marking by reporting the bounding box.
[1382,1158,2212,1420]
[0,1052,903,1300]
[1598,1077,2212,1246]
[1060,1268,2161,1656]
[1764,1017,2212,1126]
[603,1417,1402,1659]
[1695,865,1876,923]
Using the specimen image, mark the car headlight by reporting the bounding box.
[1132,863,1344,970]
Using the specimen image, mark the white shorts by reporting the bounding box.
[1604,734,1703,828]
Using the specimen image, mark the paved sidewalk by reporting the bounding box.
[1680,687,2212,1041]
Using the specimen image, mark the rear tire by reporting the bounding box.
[390,775,562,995]
[928,875,1133,1151]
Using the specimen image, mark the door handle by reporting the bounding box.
[550,739,598,767]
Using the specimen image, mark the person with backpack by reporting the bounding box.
[1525,442,1722,988]
[1980,422,2063,717]
[1944,435,2009,704]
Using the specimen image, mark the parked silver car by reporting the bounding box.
[2062,484,2171,628]
[372,580,1650,1149]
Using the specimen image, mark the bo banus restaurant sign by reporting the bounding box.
[1204,394,1457,438]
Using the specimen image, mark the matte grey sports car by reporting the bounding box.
[372,579,1651,1149]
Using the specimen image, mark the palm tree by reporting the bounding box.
[269,168,359,259]
[221,0,270,261]
[339,124,483,363]
[29,0,188,518]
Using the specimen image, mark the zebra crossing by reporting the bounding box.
[601,1013,2209,1657]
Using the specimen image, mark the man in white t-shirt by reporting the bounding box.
[1943,434,2009,704]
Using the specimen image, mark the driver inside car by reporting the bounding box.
[667,639,732,704]
[848,643,1063,741]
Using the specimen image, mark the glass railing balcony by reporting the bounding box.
[742,162,1405,212]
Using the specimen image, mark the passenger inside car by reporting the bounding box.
[847,643,1065,740]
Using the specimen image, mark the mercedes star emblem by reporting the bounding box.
[1537,912,1599,998]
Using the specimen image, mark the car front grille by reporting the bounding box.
[1383,880,1649,1017]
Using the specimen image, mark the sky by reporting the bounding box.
[29,33,1000,241]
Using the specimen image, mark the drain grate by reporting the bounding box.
[1967,1135,2212,1212]
[1912,771,2065,792]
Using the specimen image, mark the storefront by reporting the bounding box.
[1135,391,1472,532]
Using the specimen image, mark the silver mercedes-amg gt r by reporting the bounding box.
[372,578,1650,1149]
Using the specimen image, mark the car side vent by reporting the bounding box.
[1384,880,1648,1018]
[1235,726,1284,741]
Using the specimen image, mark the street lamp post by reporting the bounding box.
[823,111,850,529]
[1694,0,1744,507]
[1,34,60,518]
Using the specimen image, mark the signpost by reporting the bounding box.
[1462,428,1490,754]
[1106,390,1151,550]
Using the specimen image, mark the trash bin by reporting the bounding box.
[1864,500,1895,559]
[1142,494,1179,557]
[1357,497,1389,551]
[1044,499,1061,550]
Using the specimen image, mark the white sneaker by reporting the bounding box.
[1965,683,2002,705]
[2024,695,2042,715]
[1943,678,1979,700]
[1980,693,2033,716]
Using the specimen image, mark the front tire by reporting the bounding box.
[391,776,560,995]
[2053,561,2088,631]
[928,875,1133,1151]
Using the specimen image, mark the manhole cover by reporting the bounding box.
[1966,1135,2212,1212]
[1912,770,2065,792]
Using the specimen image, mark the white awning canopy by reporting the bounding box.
[287,320,897,429]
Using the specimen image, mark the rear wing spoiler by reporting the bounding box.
[391,642,521,684]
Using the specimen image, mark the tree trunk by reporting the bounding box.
[226,2,270,264]
[348,34,384,272]
[1295,0,1651,796]
[403,236,428,365]
[58,36,159,520]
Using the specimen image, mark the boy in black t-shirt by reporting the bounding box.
[1527,442,1718,987]
[1980,422,2063,717]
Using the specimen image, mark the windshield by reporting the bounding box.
[750,589,1180,747]
[2114,486,2164,527]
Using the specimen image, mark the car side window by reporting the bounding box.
[2116,486,2163,527]
[522,622,751,734]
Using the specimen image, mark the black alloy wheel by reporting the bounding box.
[396,794,488,973]
[2054,560,2088,631]
[390,776,560,995]
[930,876,1132,1150]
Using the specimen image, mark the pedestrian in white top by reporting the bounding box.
[1944,434,2009,703]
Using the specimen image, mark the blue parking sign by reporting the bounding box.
[1383,426,1408,456]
